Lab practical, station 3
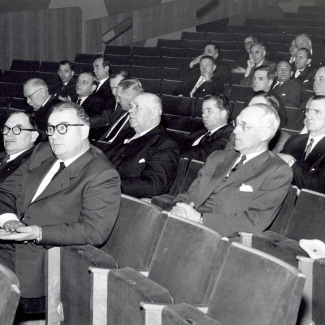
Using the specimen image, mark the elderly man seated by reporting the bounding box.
[173,56,224,98]
[170,103,292,237]
[107,93,180,198]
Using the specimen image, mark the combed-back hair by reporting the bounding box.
[203,93,230,117]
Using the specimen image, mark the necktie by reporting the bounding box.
[77,98,81,105]
[295,70,302,78]
[200,131,212,144]
[190,76,206,97]
[223,155,246,181]
[0,155,10,170]
[304,138,314,160]
[52,162,66,181]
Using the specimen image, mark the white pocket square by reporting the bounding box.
[239,183,253,192]
[281,93,286,96]
[138,158,146,163]
[303,79,309,83]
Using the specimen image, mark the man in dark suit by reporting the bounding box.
[52,60,77,99]
[72,72,106,128]
[93,57,116,110]
[23,78,61,131]
[0,112,38,183]
[240,43,276,87]
[170,104,292,237]
[279,95,325,193]
[173,56,224,98]
[273,61,302,107]
[292,48,316,90]
[96,78,143,152]
[108,93,179,198]
[0,102,121,299]
[180,93,234,161]
[251,65,288,127]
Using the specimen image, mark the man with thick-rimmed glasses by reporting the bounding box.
[0,101,121,303]
[23,78,61,131]
[170,104,292,237]
[0,112,38,183]
[279,95,325,193]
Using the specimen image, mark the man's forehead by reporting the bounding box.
[254,70,267,78]
[5,113,29,126]
[78,74,91,82]
[251,45,261,51]
[245,37,253,43]
[59,64,71,70]
[296,50,306,57]
[316,68,325,78]
[94,58,103,66]
[205,45,215,51]
[309,99,325,110]
[277,62,290,69]
[48,109,78,123]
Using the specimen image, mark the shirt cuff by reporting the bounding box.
[0,214,19,227]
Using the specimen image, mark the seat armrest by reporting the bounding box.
[238,232,253,247]
[140,302,209,325]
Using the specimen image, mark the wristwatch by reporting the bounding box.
[288,158,296,167]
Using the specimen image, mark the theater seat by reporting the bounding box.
[103,215,229,325]
[158,242,305,325]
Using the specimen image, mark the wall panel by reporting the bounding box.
[0,7,82,70]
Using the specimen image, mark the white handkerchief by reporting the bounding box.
[281,93,286,96]
[138,158,146,163]
[303,79,309,83]
[239,183,253,192]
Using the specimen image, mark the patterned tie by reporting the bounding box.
[190,76,206,97]
[223,155,246,181]
[304,138,314,160]
[77,98,82,105]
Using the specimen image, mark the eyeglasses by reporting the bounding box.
[304,108,324,117]
[234,121,268,131]
[46,123,84,136]
[25,88,43,100]
[1,126,35,135]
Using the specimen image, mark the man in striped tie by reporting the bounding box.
[279,95,325,193]
[170,104,292,237]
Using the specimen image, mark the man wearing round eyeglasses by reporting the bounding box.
[279,95,325,193]
[23,78,61,131]
[0,112,38,183]
[169,104,292,236]
[0,102,121,300]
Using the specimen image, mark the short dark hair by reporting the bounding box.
[51,101,90,126]
[117,78,144,94]
[59,60,74,71]
[203,93,230,117]
[254,65,276,81]
[206,43,220,55]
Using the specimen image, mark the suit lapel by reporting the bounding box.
[304,136,325,169]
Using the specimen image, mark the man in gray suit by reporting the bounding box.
[0,102,121,299]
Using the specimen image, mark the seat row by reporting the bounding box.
[46,193,306,325]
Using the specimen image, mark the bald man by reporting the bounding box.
[107,93,180,198]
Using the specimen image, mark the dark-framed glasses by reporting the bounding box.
[1,126,35,135]
[25,88,44,100]
[46,123,84,136]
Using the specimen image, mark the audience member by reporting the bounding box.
[107,93,179,198]
[189,43,220,69]
[109,70,129,99]
[232,35,258,73]
[52,60,77,99]
[180,93,234,161]
[0,102,121,299]
[170,104,292,236]
[173,56,224,98]
[0,112,38,183]
[240,43,276,87]
[72,72,106,127]
[273,61,302,107]
[251,65,288,127]
[23,78,61,131]
[292,48,315,89]
[295,34,313,53]
[279,95,325,193]
[93,57,115,110]
[96,78,143,152]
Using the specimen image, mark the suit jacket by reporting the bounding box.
[282,133,325,193]
[292,66,316,90]
[240,59,276,87]
[51,77,77,98]
[109,125,180,198]
[174,150,292,236]
[33,96,61,131]
[0,148,35,184]
[95,79,116,111]
[272,79,302,107]
[0,142,121,297]
[180,123,234,161]
[173,73,224,98]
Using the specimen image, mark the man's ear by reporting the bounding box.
[261,127,273,142]
[31,131,39,143]
[91,84,97,93]
[81,125,90,140]
[213,64,216,72]
[307,58,312,65]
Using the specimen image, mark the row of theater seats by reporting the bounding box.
[46,191,308,325]
[45,181,325,325]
